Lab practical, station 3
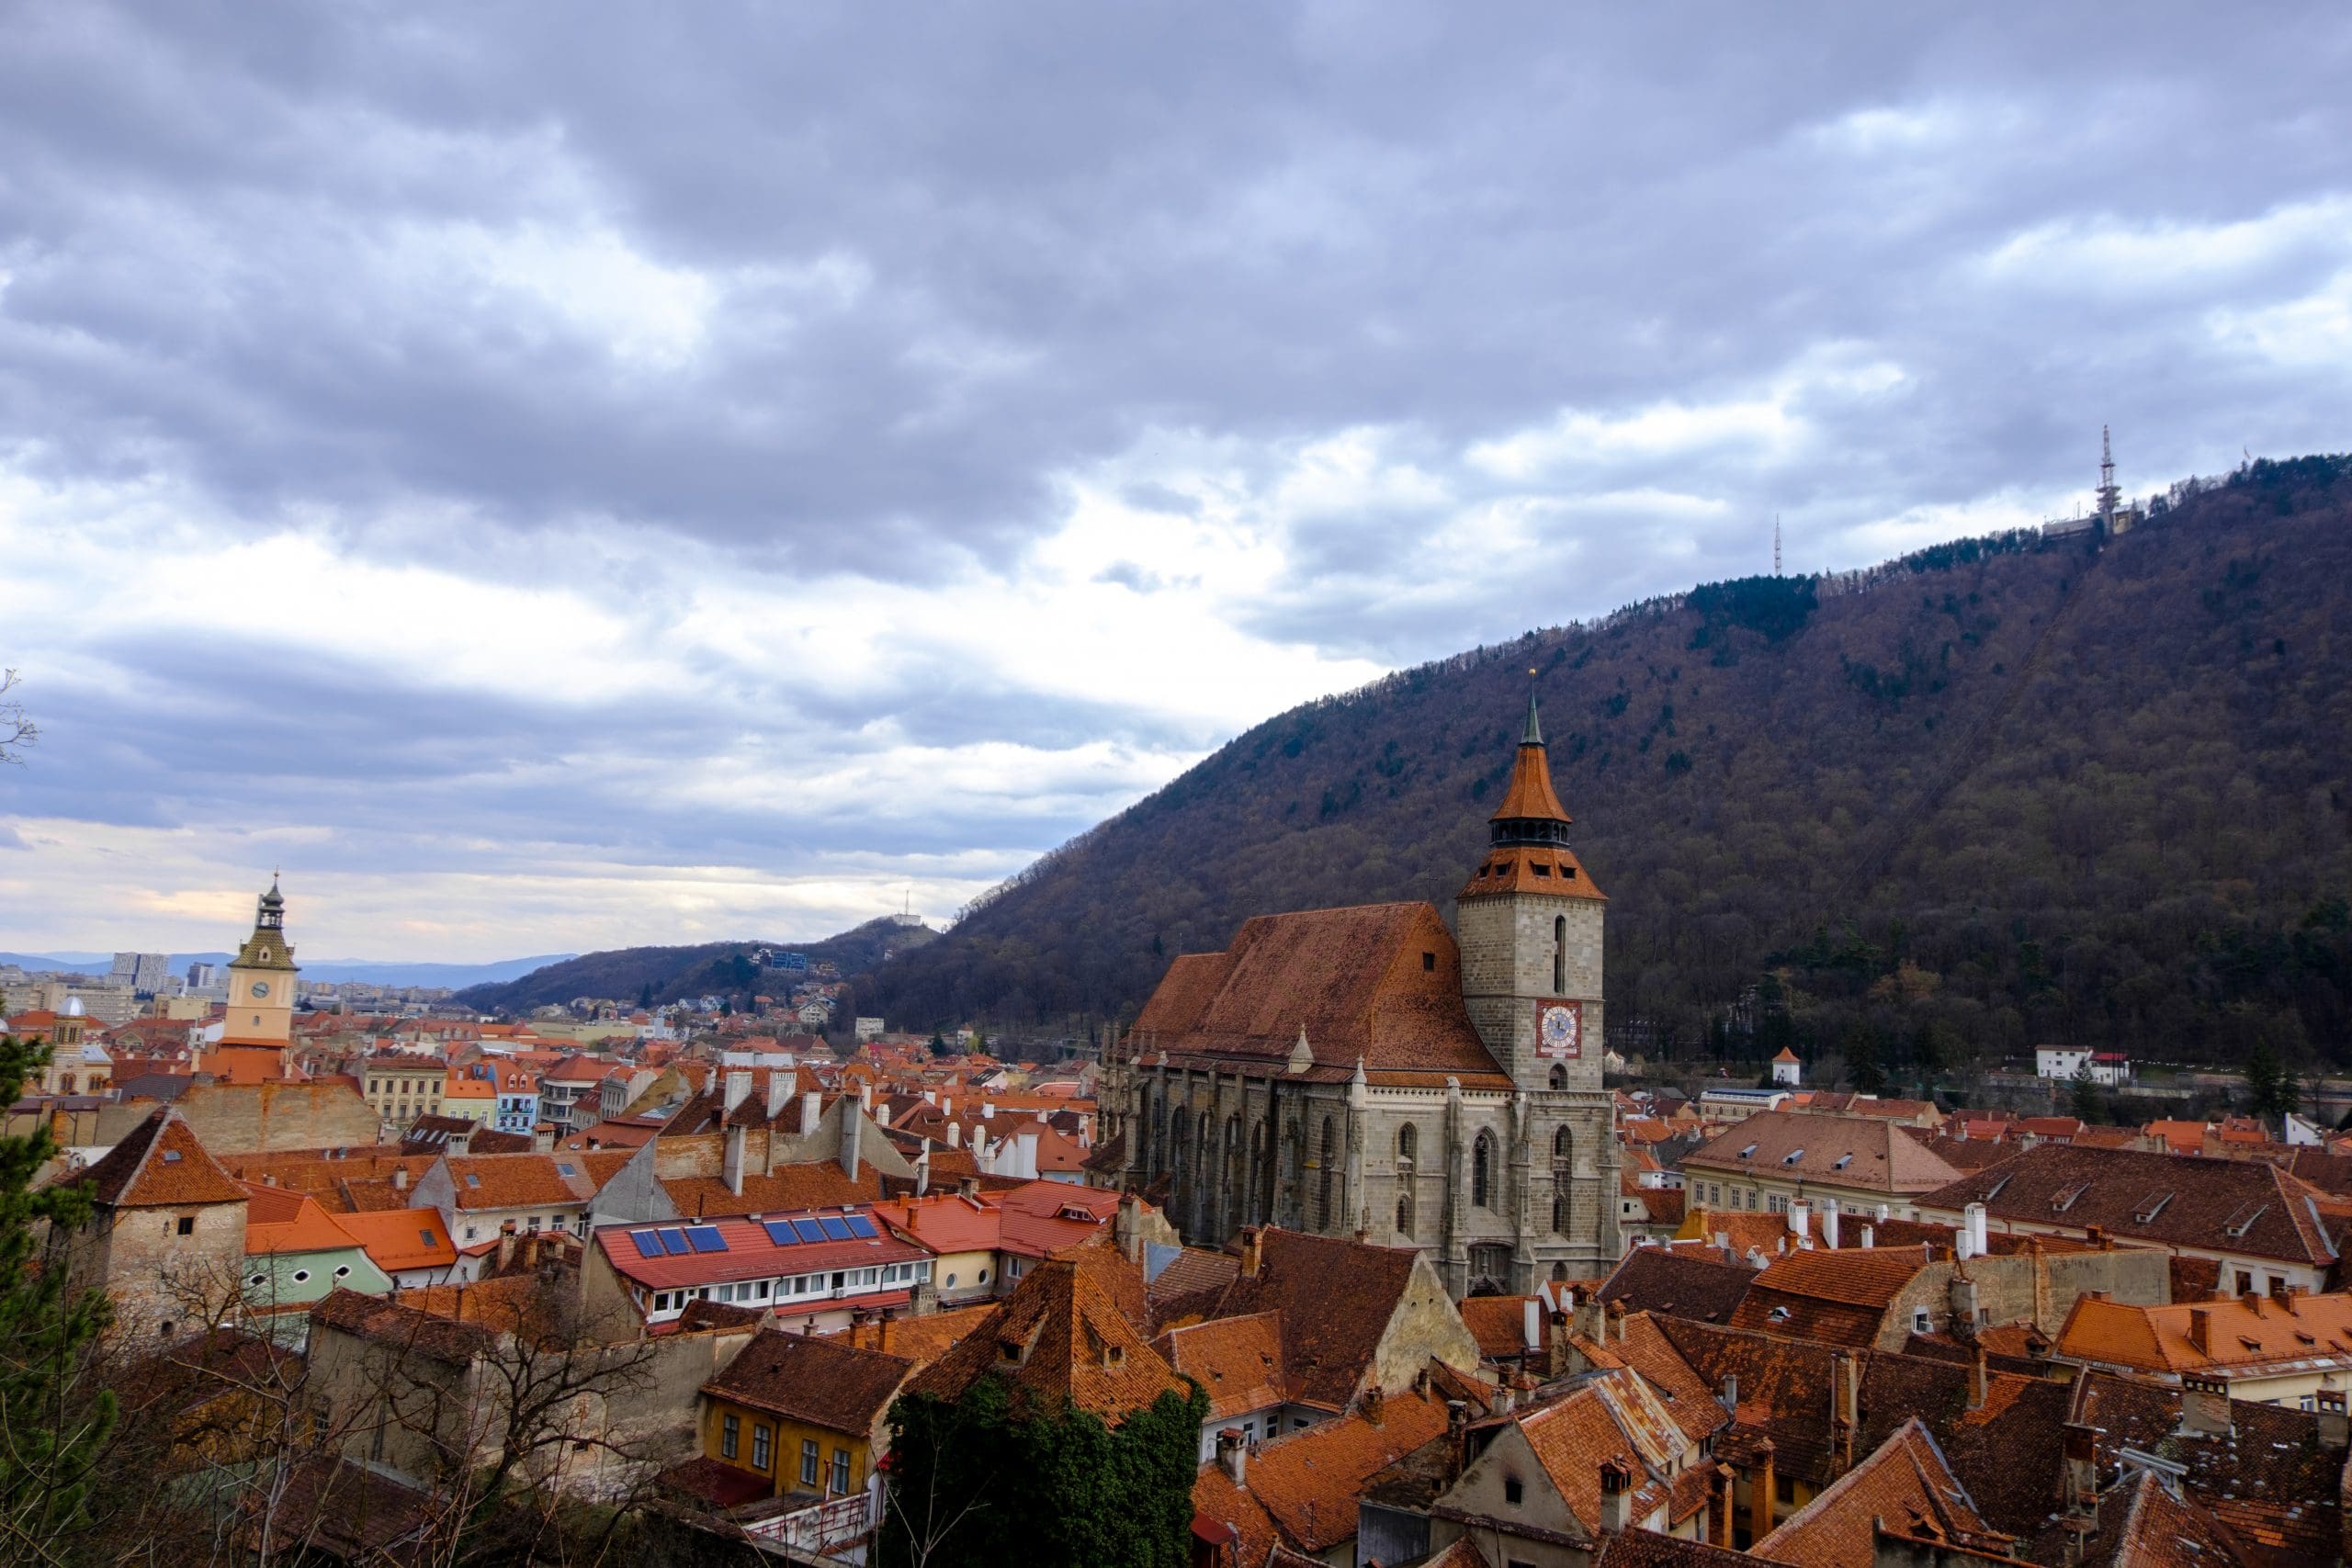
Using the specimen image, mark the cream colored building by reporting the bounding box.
[1679,1109,1963,1222]
[2056,1290,2352,1408]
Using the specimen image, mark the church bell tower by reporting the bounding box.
[1454,696,1607,1092]
[223,878,300,1049]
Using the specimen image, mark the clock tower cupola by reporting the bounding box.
[222,876,300,1049]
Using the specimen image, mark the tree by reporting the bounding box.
[2244,1041,2289,1122]
[0,669,34,766]
[1841,1021,1886,1096]
[637,982,654,1010]
[0,1032,118,1562]
[2068,1068,2103,1126]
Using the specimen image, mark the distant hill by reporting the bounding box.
[0,951,570,987]
[458,918,937,1013]
[863,457,2352,1078]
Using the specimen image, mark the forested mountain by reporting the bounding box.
[864,457,2352,1077]
[457,917,934,1013]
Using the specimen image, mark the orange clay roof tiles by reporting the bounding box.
[1157,1310,1288,1422]
[1194,1387,1450,1557]
[242,1185,364,1256]
[1516,1371,1693,1535]
[701,1327,913,1434]
[332,1206,458,1273]
[1174,1228,1424,1409]
[1127,902,1510,1088]
[662,1161,886,1219]
[905,1257,1189,1423]
[81,1108,247,1208]
[1752,1417,2010,1568]
[1596,1247,1758,1324]
[1683,1111,1963,1193]
[443,1150,629,1210]
[2056,1288,2352,1375]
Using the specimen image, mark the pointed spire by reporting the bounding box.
[1522,691,1544,747]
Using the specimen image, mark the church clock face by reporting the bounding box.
[250,981,270,999]
[1534,998,1581,1059]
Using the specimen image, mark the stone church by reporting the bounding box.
[1107,698,1621,1297]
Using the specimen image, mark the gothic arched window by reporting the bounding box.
[1396,1122,1418,1170]
[1552,1192,1567,1235]
[1472,1132,1494,1209]
[1317,1118,1339,1230]
[1548,1064,1567,1090]
[1553,1125,1572,1163]
[1553,915,1567,995]
[1396,1189,1416,1240]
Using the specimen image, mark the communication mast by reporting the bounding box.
[2096,426,2121,529]
[1773,514,1782,577]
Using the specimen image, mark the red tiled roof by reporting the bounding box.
[1166,1228,1429,1409]
[1753,1417,2009,1567]
[593,1209,924,1292]
[906,1257,1190,1422]
[1128,903,1510,1087]
[443,1150,629,1211]
[1193,1387,1450,1557]
[702,1327,912,1435]
[80,1108,246,1208]
[1156,1310,1287,1422]
[334,1207,458,1274]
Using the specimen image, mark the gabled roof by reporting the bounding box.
[1128,903,1510,1087]
[904,1257,1189,1423]
[1753,1417,2009,1567]
[242,1183,364,1256]
[2029,1467,2250,1568]
[79,1107,246,1208]
[702,1327,913,1435]
[2057,1287,2352,1375]
[1169,1228,1429,1409]
[1731,1247,1937,1348]
[1515,1371,1693,1536]
[1917,1145,2337,1267]
[442,1150,629,1210]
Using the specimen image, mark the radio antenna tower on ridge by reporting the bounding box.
[1772,513,1782,577]
[2096,426,2121,529]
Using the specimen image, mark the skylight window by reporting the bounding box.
[464,1173,481,1188]
[556,1162,577,1178]
[2222,1202,2268,1238]
[1833,1154,1853,1170]
[2132,1192,2174,1224]
[1781,1148,1805,1166]
[1739,1145,1757,1160]
[2050,1181,2090,1212]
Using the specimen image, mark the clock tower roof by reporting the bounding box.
[1461,697,1604,901]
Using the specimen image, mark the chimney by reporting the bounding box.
[878,1306,895,1357]
[1446,1400,1469,1477]
[1115,1191,1145,1262]
[497,1221,517,1273]
[1860,1225,1875,1249]
[860,1082,874,1114]
[1718,1373,1739,1416]
[1216,1428,1248,1487]
[1016,1130,1039,1180]
[766,1072,792,1120]
[947,1122,962,1149]
[1361,1385,1385,1427]
[723,1122,747,1196]
[1787,1199,1809,1240]
[723,1069,752,1115]
[1522,1297,1543,1356]
[1599,1457,1634,1534]
[1713,1464,1737,1548]
[2316,1389,2348,1450]
[1965,1201,1989,1258]
[2187,1307,2211,1355]
[982,1101,995,1120]
[392,1167,409,1193]
[2177,1372,2232,1438]
[1875,1203,1891,1223]
[1833,1354,1860,1464]
[1968,1341,1989,1412]
[1950,1274,1981,1333]
[1748,1438,1776,1544]
[915,1145,932,1197]
[800,1090,822,1137]
[1238,1226,1263,1277]
[841,1102,862,1182]
[1819,1204,1840,1249]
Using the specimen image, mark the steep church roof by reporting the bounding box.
[1461,695,1605,901]
[79,1106,247,1209]
[1129,901,1510,1088]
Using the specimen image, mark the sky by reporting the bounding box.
[4,4,2350,962]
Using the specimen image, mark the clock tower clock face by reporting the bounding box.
[250,981,270,999]
[1534,998,1582,1059]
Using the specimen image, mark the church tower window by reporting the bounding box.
[1472,1132,1494,1209]
[1553,916,1566,994]
[1317,1118,1338,1230]
[1549,1065,1566,1090]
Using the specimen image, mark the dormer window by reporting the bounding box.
[1833,1154,1853,1170]
[2222,1202,2268,1238]
[1738,1145,1757,1160]
[2051,1181,2090,1213]
[1781,1148,1805,1166]
[2133,1192,2174,1224]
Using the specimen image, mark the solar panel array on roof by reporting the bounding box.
[762,1219,799,1247]
[819,1216,854,1241]
[684,1224,728,1253]
[629,1231,663,1258]
[845,1214,878,1239]
[791,1219,828,1244]
[656,1227,689,1255]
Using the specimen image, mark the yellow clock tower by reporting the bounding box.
[208,879,301,1083]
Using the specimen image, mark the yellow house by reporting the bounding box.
[437,1075,498,1127]
[697,1328,914,1500]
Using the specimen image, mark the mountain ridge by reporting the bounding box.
[861,456,2352,1076]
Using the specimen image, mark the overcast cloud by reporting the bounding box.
[5,3,2349,960]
